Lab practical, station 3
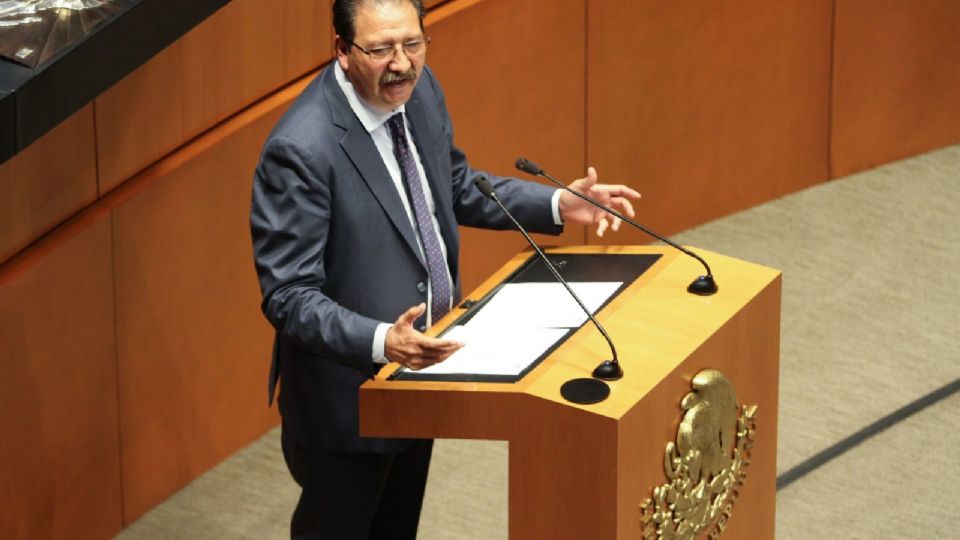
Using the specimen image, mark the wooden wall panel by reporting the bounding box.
[831,1,960,177]
[587,0,833,242]
[426,0,586,293]
[111,100,284,522]
[0,105,97,263]
[95,0,332,192]
[0,218,121,539]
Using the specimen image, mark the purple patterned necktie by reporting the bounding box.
[386,113,451,325]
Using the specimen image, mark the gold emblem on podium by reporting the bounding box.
[639,369,758,539]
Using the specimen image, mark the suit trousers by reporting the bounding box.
[281,425,434,539]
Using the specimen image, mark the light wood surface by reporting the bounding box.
[361,245,781,538]
[831,0,960,177]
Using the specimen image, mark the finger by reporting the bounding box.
[582,166,598,189]
[435,347,459,362]
[591,183,641,201]
[408,354,444,370]
[606,184,641,199]
[596,218,609,237]
[396,303,426,326]
[610,196,636,218]
[428,344,463,363]
[419,337,464,353]
[611,215,623,232]
[418,348,456,363]
[405,358,429,370]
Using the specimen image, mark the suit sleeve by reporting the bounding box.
[250,135,380,375]
[422,68,563,234]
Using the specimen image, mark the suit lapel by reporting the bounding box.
[322,68,426,268]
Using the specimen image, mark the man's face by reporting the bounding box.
[337,1,425,113]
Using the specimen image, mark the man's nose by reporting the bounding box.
[389,45,413,72]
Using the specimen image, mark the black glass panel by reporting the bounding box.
[0,1,134,68]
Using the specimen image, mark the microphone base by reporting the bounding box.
[560,378,610,404]
[592,360,623,381]
[688,275,718,296]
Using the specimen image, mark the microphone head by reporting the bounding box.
[688,275,718,296]
[473,175,496,198]
[591,360,623,381]
[515,157,543,176]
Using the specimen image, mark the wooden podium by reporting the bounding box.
[360,245,780,539]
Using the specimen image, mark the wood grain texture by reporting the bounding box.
[361,245,781,538]
[0,59,315,533]
[508,399,619,539]
[614,274,781,539]
[587,0,832,241]
[95,0,331,192]
[831,0,960,177]
[0,218,121,540]
[424,0,587,294]
[111,94,288,523]
[0,105,97,263]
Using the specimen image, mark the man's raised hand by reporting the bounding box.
[558,166,642,237]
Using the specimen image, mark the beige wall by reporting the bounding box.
[2,0,959,536]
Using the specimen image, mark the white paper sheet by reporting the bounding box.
[464,282,623,330]
[413,324,570,376]
[410,281,622,376]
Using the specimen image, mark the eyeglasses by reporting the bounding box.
[348,37,431,62]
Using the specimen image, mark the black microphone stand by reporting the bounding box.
[474,176,619,404]
[515,158,718,295]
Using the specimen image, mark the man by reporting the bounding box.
[250,0,640,537]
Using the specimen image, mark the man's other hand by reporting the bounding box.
[385,303,464,370]
[558,166,642,237]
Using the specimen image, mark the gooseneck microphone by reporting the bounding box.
[473,176,622,402]
[515,158,718,295]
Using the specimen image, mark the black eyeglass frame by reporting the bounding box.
[347,36,431,61]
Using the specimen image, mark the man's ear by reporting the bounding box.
[335,36,350,71]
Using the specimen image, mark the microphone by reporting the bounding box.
[473,176,622,404]
[515,158,718,295]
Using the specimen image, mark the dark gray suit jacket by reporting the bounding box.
[250,64,561,453]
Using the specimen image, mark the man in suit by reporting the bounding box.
[250,0,640,537]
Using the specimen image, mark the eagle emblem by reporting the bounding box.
[639,369,758,539]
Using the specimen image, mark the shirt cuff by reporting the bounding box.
[373,322,391,364]
[551,189,563,226]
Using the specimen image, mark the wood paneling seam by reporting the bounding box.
[109,210,127,526]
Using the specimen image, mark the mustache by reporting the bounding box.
[380,69,417,85]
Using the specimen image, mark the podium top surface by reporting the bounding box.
[363,245,781,420]
[390,251,663,383]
